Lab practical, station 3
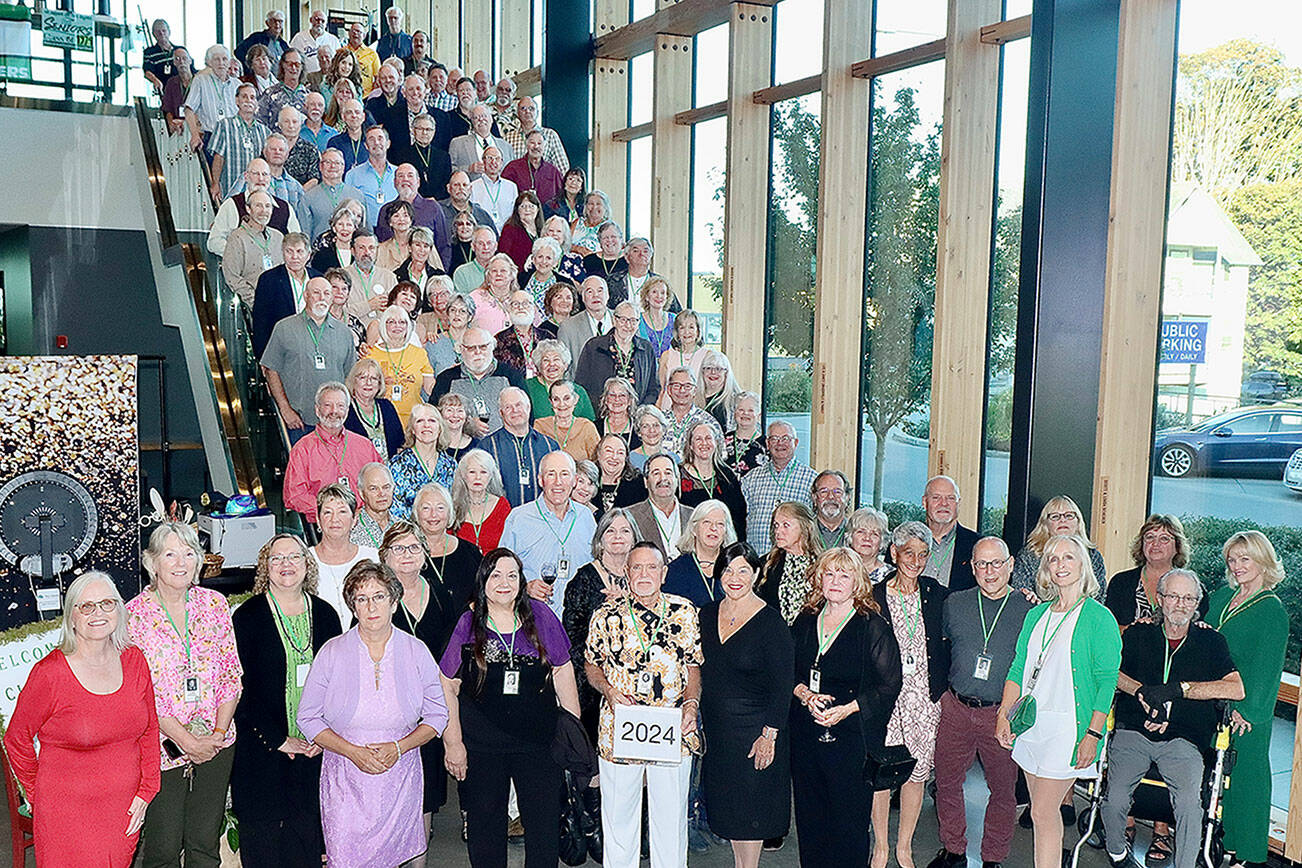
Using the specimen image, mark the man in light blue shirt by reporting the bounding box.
[344,125,399,226]
[499,449,597,618]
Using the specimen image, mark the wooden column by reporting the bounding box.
[721,2,774,390]
[500,0,532,76]
[592,0,630,220]
[930,0,1001,528]
[431,0,461,65]
[407,1,432,46]
[808,0,870,474]
[1090,0,1177,571]
[462,0,494,77]
[650,32,693,301]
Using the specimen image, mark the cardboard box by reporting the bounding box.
[198,513,275,568]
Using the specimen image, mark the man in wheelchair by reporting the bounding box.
[1103,569,1245,868]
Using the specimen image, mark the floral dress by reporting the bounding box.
[883,587,941,781]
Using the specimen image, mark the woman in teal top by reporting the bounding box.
[1209,530,1289,868]
[996,534,1121,868]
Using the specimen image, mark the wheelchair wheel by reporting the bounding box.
[1076,808,1106,849]
[1204,825,1226,868]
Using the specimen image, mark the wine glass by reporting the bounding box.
[814,696,836,743]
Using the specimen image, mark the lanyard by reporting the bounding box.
[483,177,503,209]
[816,604,855,663]
[352,264,375,292]
[352,397,380,430]
[347,134,363,166]
[977,590,1011,653]
[468,499,491,548]
[155,589,191,668]
[401,578,428,627]
[534,498,577,549]
[289,271,306,309]
[369,162,389,192]
[627,597,667,656]
[1216,587,1271,628]
[413,445,439,481]
[688,465,716,497]
[768,459,795,492]
[1036,595,1085,665]
[414,144,431,170]
[247,227,272,258]
[552,415,576,448]
[926,532,957,576]
[487,611,519,664]
[268,590,313,656]
[892,585,922,646]
[314,427,348,475]
[694,554,715,602]
[358,512,382,547]
[650,504,677,550]
[303,313,325,351]
[1162,627,1187,684]
[382,340,410,376]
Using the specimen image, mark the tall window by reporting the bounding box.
[689,117,726,343]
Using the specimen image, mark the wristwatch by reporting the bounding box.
[1180,681,1191,697]
[761,726,778,741]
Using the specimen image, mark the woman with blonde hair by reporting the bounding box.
[758,501,825,624]
[390,403,458,518]
[699,349,742,431]
[997,535,1121,868]
[469,252,520,335]
[1010,495,1107,599]
[1208,530,1289,868]
[789,547,900,868]
[637,276,676,359]
[656,309,708,409]
[452,448,512,553]
[365,304,435,423]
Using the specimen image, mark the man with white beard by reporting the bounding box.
[283,381,384,523]
[811,470,852,549]
[261,277,357,442]
[430,326,528,437]
[492,290,548,377]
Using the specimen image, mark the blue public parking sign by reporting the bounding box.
[1160,319,1209,365]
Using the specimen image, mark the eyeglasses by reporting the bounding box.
[352,592,392,608]
[1161,593,1200,607]
[1144,533,1175,545]
[269,552,305,564]
[75,599,117,615]
[767,435,794,444]
[701,366,725,374]
[388,543,424,555]
[973,557,1010,571]
[1047,512,1078,522]
[613,314,638,324]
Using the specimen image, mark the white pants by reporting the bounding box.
[599,756,692,868]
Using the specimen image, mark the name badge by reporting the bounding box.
[901,653,918,676]
[262,255,274,270]
[973,654,993,681]
[184,675,201,704]
[375,191,385,203]
[503,669,520,695]
[313,353,326,370]
[518,467,531,486]
[636,670,654,696]
[473,398,488,417]
[296,662,311,688]
[557,558,570,581]
[808,668,821,693]
[612,704,681,764]
[338,475,351,487]
[391,384,403,401]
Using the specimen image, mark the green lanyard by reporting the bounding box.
[400,578,428,629]
[315,427,348,476]
[413,445,439,481]
[358,512,382,547]
[627,597,667,657]
[816,604,855,663]
[535,498,577,549]
[268,590,313,656]
[1162,627,1186,684]
[977,591,1012,654]
[649,504,677,551]
[289,272,306,309]
[694,555,715,602]
[768,459,795,492]
[382,340,410,376]
[303,313,325,351]
[926,532,957,576]
[487,611,519,664]
[1037,596,1086,664]
[155,588,191,669]
[1215,587,1271,629]
[893,585,922,646]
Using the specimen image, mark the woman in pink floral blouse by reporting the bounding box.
[127,521,243,868]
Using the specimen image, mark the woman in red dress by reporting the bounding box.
[5,571,160,866]
[452,448,512,553]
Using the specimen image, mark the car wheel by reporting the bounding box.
[1159,444,1195,477]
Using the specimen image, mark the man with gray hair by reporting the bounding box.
[448,104,516,180]
[208,81,270,200]
[811,470,852,549]
[261,276,353,437]
[920,474,980,591]
[430,327,528,436]
[207,157,303,256]
[474,387,559,507]
[740,420,818,553]
[1101,569,1244,868]
[283,381,384,522]
[184,44,239,153]
[350,462,396,547]
[929,536,1033,868]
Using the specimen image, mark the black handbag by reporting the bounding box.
[863,743,917,791]
[558,770,589,866]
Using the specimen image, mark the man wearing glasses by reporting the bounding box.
[929,537,1033,868]
[1101,569,1244,868]
[739,421,818,553]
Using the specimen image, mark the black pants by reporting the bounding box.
[140,746,235,868]
[462,745,562,868]
[791,731,871,868]
[238,797,325,868]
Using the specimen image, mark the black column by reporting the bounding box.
[542,0,592,163]
[1003,0,1120,545]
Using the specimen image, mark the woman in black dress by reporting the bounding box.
[679,418,748,541]
[412,482,484,613]
[593,433,646,520]
[789,547,902,868]
[700,542,794,867]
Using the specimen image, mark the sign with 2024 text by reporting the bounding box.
[41,9,93,51]
[1160,319,1209,365]
[612,704,682,763]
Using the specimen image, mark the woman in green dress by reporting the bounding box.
[1208,530,1289,867]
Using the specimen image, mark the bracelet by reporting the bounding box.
[682,698,700,709]
[761,726,778,741]
[212,727,227,737]
[1086,728,1103,739]
[394,740,402,758]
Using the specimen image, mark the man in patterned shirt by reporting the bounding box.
[585,541,702,868]
[502,96,571,173]
[740,420,818,553]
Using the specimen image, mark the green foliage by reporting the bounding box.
[986,388,1014,452]
[989,206,1022,380]
[1226,179,1302,381]
[766,98,821,360]
[765,364,812,413]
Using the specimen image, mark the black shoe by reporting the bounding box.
[1019,805,1034,829]
[1108,851,1140,868]
[983,863,1003,868]
[925,849,965,868]
[1060,803,1077,826]
[763,836,785,852]
[1062,848,1073,868]
[580,786,603,863]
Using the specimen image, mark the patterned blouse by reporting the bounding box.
[724,430,768,479]
[777,553,815,624]
[584,592,703,762]
[390,447,457,520]
[126,586,244,771]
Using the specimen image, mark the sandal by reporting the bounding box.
[1125,825,1136,847]
[1146,832,1174,867]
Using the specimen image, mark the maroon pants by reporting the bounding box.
[933,689,1019,862]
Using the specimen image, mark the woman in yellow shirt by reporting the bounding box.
[366,305,434,425]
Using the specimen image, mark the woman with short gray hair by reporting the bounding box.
[526,337,597,421]
[846,507,891,583]
[6,571,160,866]
[629,404,678,470]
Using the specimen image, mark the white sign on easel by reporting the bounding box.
[612,704,683,764]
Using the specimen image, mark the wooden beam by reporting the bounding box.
[462,0,493,76]
[592,0,631,222]
[929,0,1000,528]
[808,0,871,473]
[651,32,694,299]
[1091,0,1178,585]
[593,0,779,61]
[980,14,1032,45]
[675,100,728,126]
[751,73,820,105]
[721,2,774,387]
[430,0,461,66]
[500,0,532,77]
[611,121,654,142]
[850,37,947,79]
[515,65,541,97]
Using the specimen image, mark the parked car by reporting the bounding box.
[1284,449,1302,493]
[1154,404,1302,478]
[1241,370,1289,404]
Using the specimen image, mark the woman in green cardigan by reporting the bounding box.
[1210,530,1289,868]
[996,534,1121,868]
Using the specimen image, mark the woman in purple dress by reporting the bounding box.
[297,561,449,868]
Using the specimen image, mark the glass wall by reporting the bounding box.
[1148,0,1302,836]
[982,37,1030,532]
[626,135,653,240]
[689,116,726,345]
[772,0,822,85]
[764,93,820,465]
[873,0,946,55]
[857,61,944,513]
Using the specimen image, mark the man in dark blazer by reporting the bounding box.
[628,454,694,558]
[251,232,321,358]
[920,474,979,592]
